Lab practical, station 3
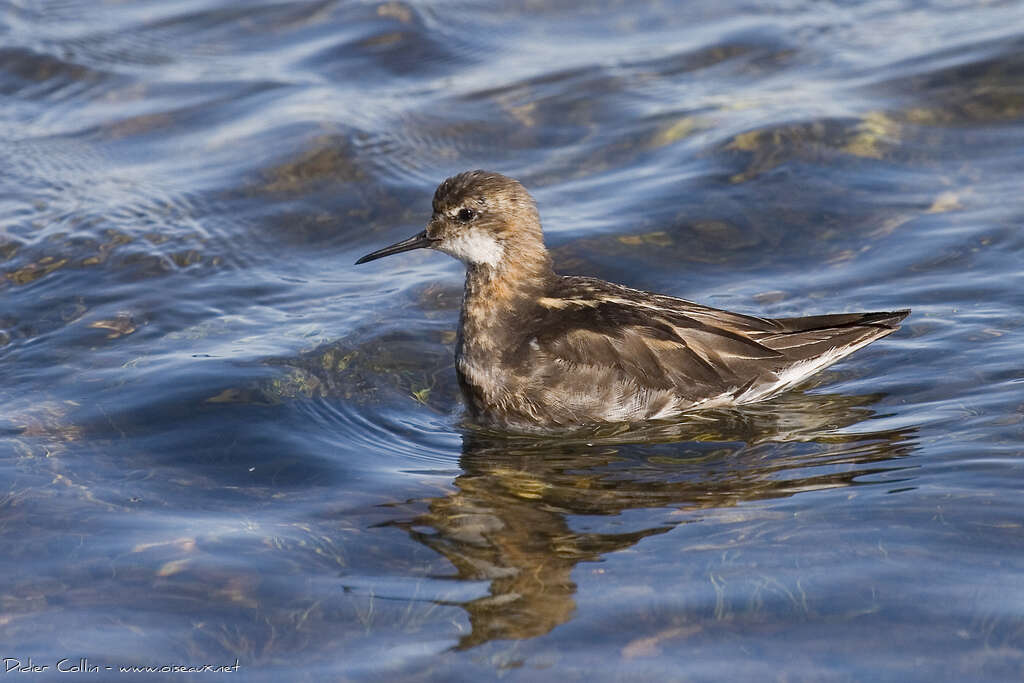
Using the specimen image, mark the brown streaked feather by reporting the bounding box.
[523,276,908,407]
[538,323,723,391]
[754,311,909,360]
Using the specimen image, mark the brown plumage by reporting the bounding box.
[356,170,909,430]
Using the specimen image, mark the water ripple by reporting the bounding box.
[2,0,1024,678]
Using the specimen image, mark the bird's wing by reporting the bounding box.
[530,278,907,399]
[527,294,785,398]
[749,310,909,361]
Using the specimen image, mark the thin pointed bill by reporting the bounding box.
[355,230,435,265]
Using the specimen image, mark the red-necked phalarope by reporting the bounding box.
[356,170,909,429]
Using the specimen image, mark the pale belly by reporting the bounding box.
[455,356,707,428]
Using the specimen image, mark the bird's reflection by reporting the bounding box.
[388,390,916,649]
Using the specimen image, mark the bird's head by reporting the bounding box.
[355,170,549,273]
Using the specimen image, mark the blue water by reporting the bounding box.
[2,1,1023,680]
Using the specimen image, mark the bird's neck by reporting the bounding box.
[457,252,554,361]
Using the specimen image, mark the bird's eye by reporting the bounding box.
[457,207,475,222]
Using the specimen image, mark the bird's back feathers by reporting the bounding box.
[495,276,908,424]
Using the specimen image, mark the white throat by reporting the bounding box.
[438,230,503,267]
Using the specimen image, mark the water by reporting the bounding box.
[2,0,1023,680]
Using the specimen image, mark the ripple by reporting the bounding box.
[0,46,111,103]
[2,0,1024,677]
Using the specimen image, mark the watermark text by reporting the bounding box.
[3,658,240,674]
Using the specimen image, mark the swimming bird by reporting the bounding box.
[356,171,908,430]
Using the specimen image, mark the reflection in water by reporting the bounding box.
[389,392,916,649]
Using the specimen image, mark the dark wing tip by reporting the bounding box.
[863,309,910,329]
[777,309,910,332]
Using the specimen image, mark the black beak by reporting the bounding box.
[354,230,435,265]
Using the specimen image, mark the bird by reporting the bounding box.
[356,170,909,431]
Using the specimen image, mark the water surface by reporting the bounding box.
[2,0,1023,680]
